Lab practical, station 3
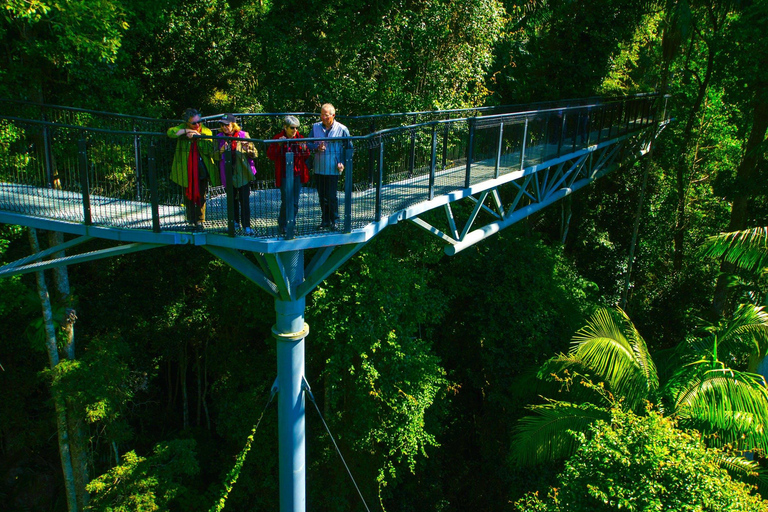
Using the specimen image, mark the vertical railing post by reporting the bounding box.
[495,121,504,179]
[429,125,437,201]
[224,146,236,237]
[285,151,295,239]
[465,118,476,188]
[77,136,92,226]
[42,114,55,189]
[597,105,606,143]
[344,146,353,233]
[375,137,384,222]
[408,130,416,178]
[520,118,529,170]
[584,108,592,147]
[368,121,377,186]
[572,113,580,152]
[148,141,161,233]
[625,100,632,133]
[606,105,614,140]
[134,125,143,201]
[557,112,566,158]
[441,123,449,169]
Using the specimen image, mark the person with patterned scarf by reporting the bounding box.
[167,108,219,229]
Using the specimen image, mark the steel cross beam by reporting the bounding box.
[407,123,664,255]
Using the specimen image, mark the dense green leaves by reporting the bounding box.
[516,410,768,511]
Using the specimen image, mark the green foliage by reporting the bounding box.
[514,304,768,466]
[515,409,767,512]
[45,334,136,444]
[86,439,200,512]
[307,231,450,495]
[1,0,129,100]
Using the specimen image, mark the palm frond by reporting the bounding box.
[673,364,768,453]
[701,227,768,272]
[714,453,766,486]
[511,400,611,466]
[570,307,658,409]
[717,304,768,359]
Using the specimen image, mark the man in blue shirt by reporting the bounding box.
[310,103,352,230]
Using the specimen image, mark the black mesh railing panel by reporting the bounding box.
[0,94,666,240]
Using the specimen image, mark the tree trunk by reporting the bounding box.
[672,38,715,271]
[181,345,189,430]
[196,348,202,427]
[29,228,79,512]
[202,342,211,430]
[47,230,90,509]
[712,98,768,315]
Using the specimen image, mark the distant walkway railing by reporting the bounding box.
[0,93,667,241]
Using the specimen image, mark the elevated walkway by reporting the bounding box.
[0,94,667,258]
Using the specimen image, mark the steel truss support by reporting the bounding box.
[0,235,163,278]
[409,127,660,255]
[204,242,368,512]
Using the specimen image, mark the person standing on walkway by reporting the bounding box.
[310,103,351,230]
[267,115,310,235]
[167,108,219,229]
[216,114,257,235]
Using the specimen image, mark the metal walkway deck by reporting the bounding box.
[0,94,667,254]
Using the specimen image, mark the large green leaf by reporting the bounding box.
[511,400,611,466]
[568,307,658,410]
[672,362,768,454]
[701,227,768,273]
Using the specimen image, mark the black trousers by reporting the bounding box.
[233,184,251,229]
[315,174,339,225]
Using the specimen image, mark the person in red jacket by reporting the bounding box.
[267,116,310,235]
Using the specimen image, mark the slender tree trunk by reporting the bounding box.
[181,345,189,429]
[29,228,78,512]
[621,53,672,310]
[673,39,715,271]
[196,348,202,426]
[712,98,768,315]
[202,341,210,430]
[47,230,90,509]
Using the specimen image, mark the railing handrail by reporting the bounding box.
[1,92,663,129]
[1,93,663,142]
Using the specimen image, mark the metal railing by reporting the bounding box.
[0,94,667,240]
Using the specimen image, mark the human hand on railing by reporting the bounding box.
[317,141,326,152]
[337,162,344,173]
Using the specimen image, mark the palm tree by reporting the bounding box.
[703,227,768,274]
[513,305,768,465]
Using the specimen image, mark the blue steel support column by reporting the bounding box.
[272,250,308,512]
[285,152,295,239]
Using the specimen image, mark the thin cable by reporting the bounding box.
[306,387,372,512]
[209,387,277,512]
